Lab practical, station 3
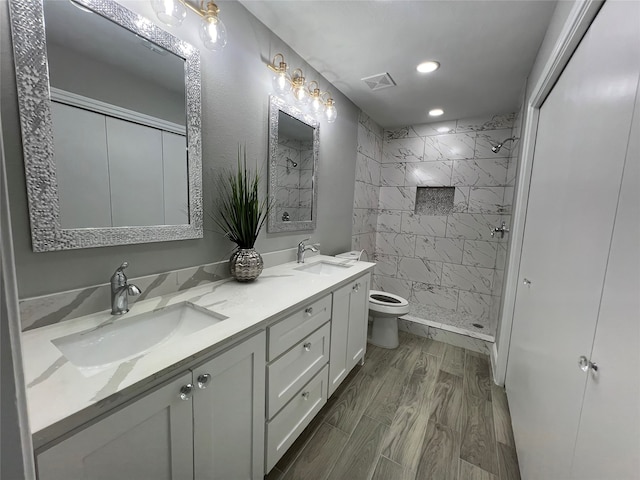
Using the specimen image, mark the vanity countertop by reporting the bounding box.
[22,255,374,447]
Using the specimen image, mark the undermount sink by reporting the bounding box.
[52,302,227,376]
[295,261,353,276]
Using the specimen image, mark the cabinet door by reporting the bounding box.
[36,373,194,480]
[329,282,350,397]
[346,273,370,370]
[192,332,266,480]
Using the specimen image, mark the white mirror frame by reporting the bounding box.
[8,0,203,252]
[267,95,319,233]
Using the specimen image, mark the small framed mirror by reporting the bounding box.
[267,96,319,233]
[9,0,202,252]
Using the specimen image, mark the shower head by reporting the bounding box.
[491,137,518,154]
[286,157,298,167]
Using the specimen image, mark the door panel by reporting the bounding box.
[506,1,640,478]
[347,273,370,368]
[572,77,640,479]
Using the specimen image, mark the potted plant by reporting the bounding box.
[212,146,271,282]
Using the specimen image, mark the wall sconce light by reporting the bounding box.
[267,53,337,123]
[150,0,227,51]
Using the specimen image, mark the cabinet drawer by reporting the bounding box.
[265,365,329,473]
[268,294,332,360]
[267,322,330,419]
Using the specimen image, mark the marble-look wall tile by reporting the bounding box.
[475,129,514,158]
[456,113,515,133]
[358,123,382,161]
[411,282,459,311]
[413,121,457,137]
[375,232,416,257]
[495,243,508,270]
[441,264,493,294]
[415,236,464,264]
[451,158,509,187]
[397,257,442,284]
[468,187,506,214]
[400,213,448,237]
[398,318,432,338]
[377,209,402,233]
[446,213,502,241]
[462,240,498,268]
[404,161,452,186]
[373,254,399,277]
[502,186,514,214]
[352,208,378,235]
[457,291,492,320]
[492,269,505,297]
[424,133,475,161]
[380,164,406,186]
[428,327,492,355]
[453,187,470,213]
[506,154,518,186]
[352,232,377,258]
[384,126,415,140]
[359,111,384,139]
[355,153,381,185]
[353,181,379,209]
[382,137,425,163]
[378,186,416,211]
[372,275,412,299]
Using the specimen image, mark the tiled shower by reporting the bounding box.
[352,111,522,348]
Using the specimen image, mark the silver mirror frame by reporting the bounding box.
[8,0,203,252]
[267,95,319,233]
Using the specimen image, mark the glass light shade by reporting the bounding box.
[272,73,291,94]
[200,15,227,51]
[150,0,186,27]
[325,103,337,123]
[310,95,325,114]
[293,84,308,105]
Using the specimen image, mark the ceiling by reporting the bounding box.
[239,0,557,128]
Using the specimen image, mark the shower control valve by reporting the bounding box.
[490,221,510,239]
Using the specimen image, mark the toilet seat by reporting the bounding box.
[368,290,409,316]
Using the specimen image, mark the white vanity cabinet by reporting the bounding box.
[328,272,370,396]
[36,332,265,480]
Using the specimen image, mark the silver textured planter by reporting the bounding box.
[229,248,264,282]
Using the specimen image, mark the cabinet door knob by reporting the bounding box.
[353,283,360,292]
[301,391,310,400]
[305,307,313,315]
[303,342,312,351]
[179,384,194,400]
[523,278,532,286]
[578,356,598,372]
[197,373,211,389]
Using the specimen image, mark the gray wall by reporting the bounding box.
[1,0,358,298]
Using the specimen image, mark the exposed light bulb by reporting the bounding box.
[310,95,325,114]
[150,0,186,27]
[273,72,291,94]
[200,15,227,51]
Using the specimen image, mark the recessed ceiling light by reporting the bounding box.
[417,61,440,73]
[429,108,444,117]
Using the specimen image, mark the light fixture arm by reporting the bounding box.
[181,0,219,19]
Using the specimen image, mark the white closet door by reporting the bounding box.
[106,117,164,226]
[51,103,112,228]
[506,1,640,479]
[572,76,640,479]
[162,131,188,225]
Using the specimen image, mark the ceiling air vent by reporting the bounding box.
[361,72,396,91]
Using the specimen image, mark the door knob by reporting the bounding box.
[523,278,532,286]
[179,384,194,400]
[578,356,598,372]
[197,373,211,389]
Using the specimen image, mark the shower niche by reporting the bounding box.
[414,186,455,215]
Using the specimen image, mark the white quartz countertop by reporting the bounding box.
[22,255,374,446]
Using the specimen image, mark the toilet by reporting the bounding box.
[368,290,409,349]
[334,251,410,349]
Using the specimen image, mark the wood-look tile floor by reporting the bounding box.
[266,331,521,480]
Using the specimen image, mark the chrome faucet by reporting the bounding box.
[110,262,142,315]
[491,221,510,239]
[297,239,318,263]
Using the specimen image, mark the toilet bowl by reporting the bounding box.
[368,290,409,349]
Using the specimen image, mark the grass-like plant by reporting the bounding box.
[212,146,271,249]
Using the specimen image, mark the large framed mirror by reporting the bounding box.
[267,96,319,233]
[9,0,202,252]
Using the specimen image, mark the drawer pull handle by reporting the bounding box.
[301,391,310,400]
[305,307,313,315]
[197,373,211,389]
[303,342,312,351]
[353,283,360,292]
[179,384,194,401]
